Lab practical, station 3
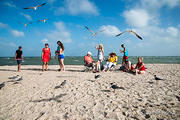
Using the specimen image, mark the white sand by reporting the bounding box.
[0,64,180,120]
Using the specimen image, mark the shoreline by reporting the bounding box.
[0,63,180,67]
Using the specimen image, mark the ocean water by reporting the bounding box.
[0,56,180,66]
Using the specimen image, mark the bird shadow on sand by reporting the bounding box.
[21,68,57,72]
[65,69,84,72]
[0,69,17,72]
[30,94,67,103]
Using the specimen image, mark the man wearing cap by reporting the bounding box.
[84,51,95,72]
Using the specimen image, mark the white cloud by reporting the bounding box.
[46,21,72,43]
[123,9,151,28]
[11,30,24,37]
[0,22,8,28]
[20,13,32,21]
[4,2,16,8]
[166,27,179,37]
[99,25,120,36]
[41,38,49,44]
[178,24,180,28]
[55,0,99,15]
[0,38,16,48]
[140,0,180,9]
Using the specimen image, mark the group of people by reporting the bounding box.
[84,44,145,74]
[15,41,145,74]
[15,41,65,72]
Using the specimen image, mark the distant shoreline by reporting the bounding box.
[0,56,180,66]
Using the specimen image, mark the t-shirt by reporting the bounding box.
[57,46,64,55]
[84,55,93,64]
[108,56,118,64]
[16,50,22,59]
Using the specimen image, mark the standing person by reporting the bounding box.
[15,46,23,72]
[120,44,128,65]
[42,43,51,71]
[55,41,65,71]
[95,44,104,72]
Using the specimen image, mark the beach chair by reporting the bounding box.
[84,64,92,72]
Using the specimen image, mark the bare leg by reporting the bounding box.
[138,71,145,74]
[60,59,65,71]
[18,64,21,72]
[42,62,45,71]
[58,60,61,71]
[46,62,48,71]
[92,63,95,72]
[96,61,100,72]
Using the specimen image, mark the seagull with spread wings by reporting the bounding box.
[115,30,143,40]
[85,26,105,36]
[38,18,48,23]
[23,3,47,10]
[18,22,32,27]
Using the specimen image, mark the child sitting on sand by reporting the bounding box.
[135,57,145,74]
[131,64,135,72]
[123,60,131,72]
[103,52,118,72]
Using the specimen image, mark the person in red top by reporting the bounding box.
[135,57,145,74]
[42,43,51,71]
[84,51,95,72]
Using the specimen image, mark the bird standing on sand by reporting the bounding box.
[60,80,66,87]
[115,30,143,40]
[110,83,125,90]
[55,80,66,89]
[0,82,5,89]
[154,75,163,80]
[95,74,101,79]
[23,3,47,10]
[38,18,48,23]
[85,26,104,36]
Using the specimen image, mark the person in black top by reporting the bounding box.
[15,46,23,72]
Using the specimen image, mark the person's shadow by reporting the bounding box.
[29,94,67,103]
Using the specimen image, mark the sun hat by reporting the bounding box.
[87,51,92,55]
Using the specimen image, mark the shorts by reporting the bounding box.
[58,54,64,59]
[104,62,115,69]
[87,63,93,67]
[123,56,128,60]
[17,60,22,65]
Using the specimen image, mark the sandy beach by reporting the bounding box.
[0,64,179,120]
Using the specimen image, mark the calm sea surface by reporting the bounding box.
[0,56,180,66]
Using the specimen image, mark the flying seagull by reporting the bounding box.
[85,26,104,36]
[116,30,143,40]
[18,22,32,27]
[23,3,47,10]
[38,18,48,23]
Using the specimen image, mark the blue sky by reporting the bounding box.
[0,0,180,57]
